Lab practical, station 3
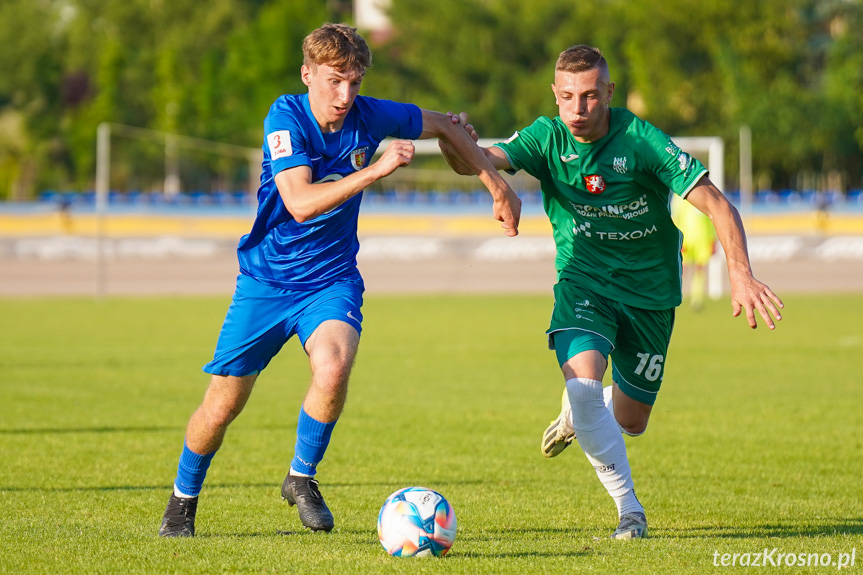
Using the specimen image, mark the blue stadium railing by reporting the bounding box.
[34,188,863,211]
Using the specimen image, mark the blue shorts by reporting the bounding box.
[203,274,364,377]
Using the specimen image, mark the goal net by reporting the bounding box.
[95,122,263,209]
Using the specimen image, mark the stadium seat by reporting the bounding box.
[212,191,233,206]
[725,190,741,205]
[393,190,413,205]
[127,191,145,205]
[518,191,542,205]
[40,191,59,203]
[232,191,251,206]
[755,189,778,204]
[470,190,492,205]
[777,189,796,204]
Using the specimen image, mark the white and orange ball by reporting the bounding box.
[377,487,457,557]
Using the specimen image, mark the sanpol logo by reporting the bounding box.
[569,195,650,220]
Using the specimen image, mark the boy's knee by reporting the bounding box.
[618,423,647,437]
[617,417,647,437]
[204,399,244,428]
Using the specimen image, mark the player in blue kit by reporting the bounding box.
[159,23,521,537]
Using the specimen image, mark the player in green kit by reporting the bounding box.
[440,45,783,539]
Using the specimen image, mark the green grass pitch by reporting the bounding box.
[1,294,861,573]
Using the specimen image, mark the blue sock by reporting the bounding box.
[174,442,215,497]
[290,406,337,476]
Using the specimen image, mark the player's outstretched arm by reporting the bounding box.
[438,112,513,174]
[686,177,784,329]
[275,140,415,222]
[419,109,520,237]
[438,113,480,176]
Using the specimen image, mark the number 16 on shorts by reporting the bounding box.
[634,353,664,382]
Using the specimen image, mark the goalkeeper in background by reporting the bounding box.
[672,194,716,311]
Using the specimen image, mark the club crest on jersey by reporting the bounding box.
[350,146,369,170]
[584,174,606,194]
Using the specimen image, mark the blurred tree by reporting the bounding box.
[0,0,861,196]
[0,0,65,199]
[0,0,330,196]
[216,0,330,146]
[819,0,863,187]
[371,0,863,190]
[366,0,570,135]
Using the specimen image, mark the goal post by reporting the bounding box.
[675,137,725,300]
[95,122,262,204]
[94,122,263,297]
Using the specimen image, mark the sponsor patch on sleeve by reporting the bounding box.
[267,131,292,160]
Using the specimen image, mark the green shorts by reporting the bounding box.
[547,279,675,406]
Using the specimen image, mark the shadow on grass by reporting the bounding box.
[663,519,863,539]
[0,426,181,435]
[192,530,308,538]
[446,527,595,558]
[0,482,272,493]
[0,423,347,435]
[192,528,594,559]
[0,479,489,493]
[453,550,591,559]
[182,527,381,539]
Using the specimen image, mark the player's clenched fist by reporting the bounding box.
[375,140,415,178]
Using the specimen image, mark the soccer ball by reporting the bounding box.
[377,487,457,557]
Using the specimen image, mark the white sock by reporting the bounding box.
[173,484,196,499]
[616,489,644,517]
[566,377,644,518]
[289,467,312,478]
[603,384,616,421]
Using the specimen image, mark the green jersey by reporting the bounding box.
[495,108,707,310]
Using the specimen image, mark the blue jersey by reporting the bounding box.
[237,94,423,290]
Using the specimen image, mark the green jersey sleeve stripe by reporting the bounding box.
[679,167,709,199]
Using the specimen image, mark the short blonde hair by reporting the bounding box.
[302,23,372,72]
